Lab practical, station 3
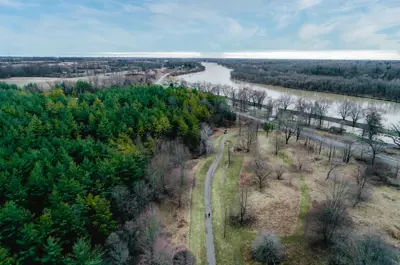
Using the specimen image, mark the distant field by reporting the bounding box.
[1,71,130,90]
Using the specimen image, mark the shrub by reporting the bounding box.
[305,200,353,245]
[329,233,400,265]
[252,232,284,265]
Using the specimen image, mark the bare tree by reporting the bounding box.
[314,99,331,128]
[251,147,273,190]
[225,140,234,166]
[199,123,214,156]
[265,98,274,120]
[221,85,231,98]
[275,164,286,180]
[342,141,353,163]
[277,94,294,110]
[350,103,363,127]
[389,122,400,148]
[240,122,258,152]
[230,87,237,108]
[337,99,352,120]
[306,177,352,245]
[252,90,267,109]
[366,137,386,165]
[296,153,306,172]
[211,85,222,96]
[171,141,190,208]
[274,132,284,156]
[238,87,251,112]
[146,153,171,199]
[364,106,383,141]
[237,186,249,226]
[352,165,369,207]
[326,159,342,180]
[295,97,309,124]
[281,116,296,144]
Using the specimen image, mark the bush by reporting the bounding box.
[305,200,353,245]
[329,233,400,265]
[252,232,284,265]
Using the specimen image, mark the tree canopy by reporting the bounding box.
[0,82,234,264]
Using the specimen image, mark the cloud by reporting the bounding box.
[298,23,336,40]
[0,0,24,8]
[298,0,322,10]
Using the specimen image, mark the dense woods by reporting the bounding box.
[215,59,400,102]
[0,82,234,264]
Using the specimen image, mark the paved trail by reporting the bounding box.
[204,132,237,265]
[154,73,170,85]
[235,111,400,167]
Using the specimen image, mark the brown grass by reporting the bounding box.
[158,159,200,246]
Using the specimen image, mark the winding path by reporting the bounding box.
[204,132,237,265]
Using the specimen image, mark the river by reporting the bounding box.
[179,62,400,128]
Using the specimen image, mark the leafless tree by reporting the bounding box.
[352,165,369,207]
[295,97,309,123]
[239,121,258,152]
[199,123,214,156]
[238,86,251,112]
[364,106,383,141]
[296,153,306,171]
[314,99,331,128]
[173,247,196,265]
[221,85,231,98]
[275,164,286,180]
[274,132,284,155]
[337,99,352,120]
[88,74,101,89]
[251,146,273,190]
[306,177,352,245]
[265,98,274,120]
[146,153,172,199]
[342,141,353,163]
[295,122,303,142]
[277,94,294,110]
[389,122,400,148]
[365,137,386,165]
[326,159,342,180]
[281,116,296,144]
[350,103,363,127]
[225,140,234,165]
[230,87,238,108]
[252,90,267,109]
[237,187,249,226]
[211,85,222,96]
[171,141,190,208]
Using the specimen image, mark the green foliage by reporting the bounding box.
[0,84,233,264]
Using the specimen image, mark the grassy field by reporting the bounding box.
[211,134,256,265]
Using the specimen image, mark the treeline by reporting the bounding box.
[0,58,204,79]
[215,59,400,102]
[0,82,235,264]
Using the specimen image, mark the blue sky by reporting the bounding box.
[0,0,400,58]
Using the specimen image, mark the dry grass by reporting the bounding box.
[158,159,200,246]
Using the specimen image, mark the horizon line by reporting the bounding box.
[2,50,400,60]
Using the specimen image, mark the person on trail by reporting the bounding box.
[208,213,210,218]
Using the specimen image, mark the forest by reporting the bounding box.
[215,59,400,102]
[0,81,235,264]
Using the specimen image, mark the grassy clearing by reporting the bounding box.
[211,135,257,265]
[188,133,224,265]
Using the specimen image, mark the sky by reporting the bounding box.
[0,0,400,59]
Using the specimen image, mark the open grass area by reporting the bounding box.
[211,134,257,265]
[188,133,224,265]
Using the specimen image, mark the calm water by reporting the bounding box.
[179,62,400,128]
